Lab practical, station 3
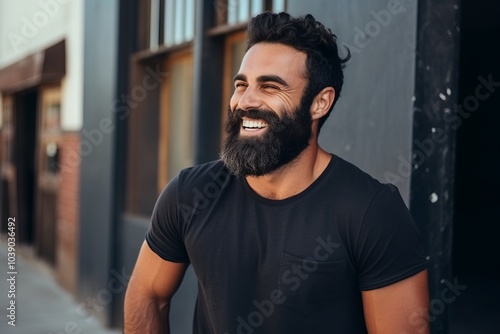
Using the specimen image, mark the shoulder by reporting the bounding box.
[321,155,411,231]
[176,160,230,189]
[155,160,229,203]
[153,160,232,226]
[327,155,390,205]
[169,160,233,205]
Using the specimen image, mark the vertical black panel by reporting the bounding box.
[79,0,120,326]
[111,0,137,327]
[192,0,224,164]
[410,1,460,333]
[14,90,38,244]
[453,0,500,279]
[450,0,500,331]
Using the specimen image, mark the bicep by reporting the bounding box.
[362,269,430,334]
[127,240,188,301]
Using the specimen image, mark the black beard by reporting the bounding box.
[220,102,312,177]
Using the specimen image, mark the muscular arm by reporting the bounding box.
[124,241,188,334]
[362,269,430,334]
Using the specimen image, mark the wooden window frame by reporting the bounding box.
[157,50,194,193]
[211,0,286,33]
[138,0,195,52]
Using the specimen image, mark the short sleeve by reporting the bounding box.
[356,185,427,290]
[145,175,190,263]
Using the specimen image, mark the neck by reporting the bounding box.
[245,140,332,200]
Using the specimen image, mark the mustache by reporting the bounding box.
[227,107,290,133]
[230,107,280,122]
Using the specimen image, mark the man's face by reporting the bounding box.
[221,43,314,177]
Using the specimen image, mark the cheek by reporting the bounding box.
[275,96,298,115]
[229,93,239,111]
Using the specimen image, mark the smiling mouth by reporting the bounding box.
[241,117,268,133]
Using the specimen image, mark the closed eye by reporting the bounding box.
[234,82,247,91]
[262,84,279,91]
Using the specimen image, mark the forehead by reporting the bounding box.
[237,43,307,81]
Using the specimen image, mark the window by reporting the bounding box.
[1,96,13,165]
[147,0,196,50]
[126,53,194,216]
[128,1,197,216]
[214,0,286,26]
[149,0,160,49]
[41,89,61,133]
[158,52,194,191]
[38,86,61,177]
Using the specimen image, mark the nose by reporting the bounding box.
[235,86,263,111]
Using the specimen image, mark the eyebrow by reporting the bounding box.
[233,74,289,87]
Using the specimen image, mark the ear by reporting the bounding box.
[310,87,335,120]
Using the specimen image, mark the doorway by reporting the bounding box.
[4,90,39,244]
[451,0,500,332]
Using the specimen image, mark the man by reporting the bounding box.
[124,12,429,334]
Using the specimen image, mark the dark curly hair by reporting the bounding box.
[246,12,350,131]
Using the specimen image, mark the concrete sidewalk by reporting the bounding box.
[0,238,121,334]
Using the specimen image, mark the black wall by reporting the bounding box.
[453,0,500,279]
[450,0,500,331]
[410,0,461,332]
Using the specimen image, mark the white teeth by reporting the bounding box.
[242,119,267,128]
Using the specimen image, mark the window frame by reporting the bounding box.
[157,50,194,192]
[211,0,287,32]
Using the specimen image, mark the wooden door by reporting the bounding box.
[35,86,62,265]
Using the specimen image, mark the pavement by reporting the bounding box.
[0,238,121,334]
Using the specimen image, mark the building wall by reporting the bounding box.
[56,131,80,294]
[0,0,84,131]
[79,0,121,326]
[0,0,66,65]
[288,0,418,203]
[0,0,84,293]
[60,0,84,131]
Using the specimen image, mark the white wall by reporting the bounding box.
[0,0,84,131]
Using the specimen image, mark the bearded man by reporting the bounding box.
[124,12,429,334]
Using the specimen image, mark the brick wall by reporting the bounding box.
[56,132,80,294]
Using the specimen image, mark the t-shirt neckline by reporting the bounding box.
[240,154,338,206]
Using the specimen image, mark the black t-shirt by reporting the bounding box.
[146,155,427,334]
